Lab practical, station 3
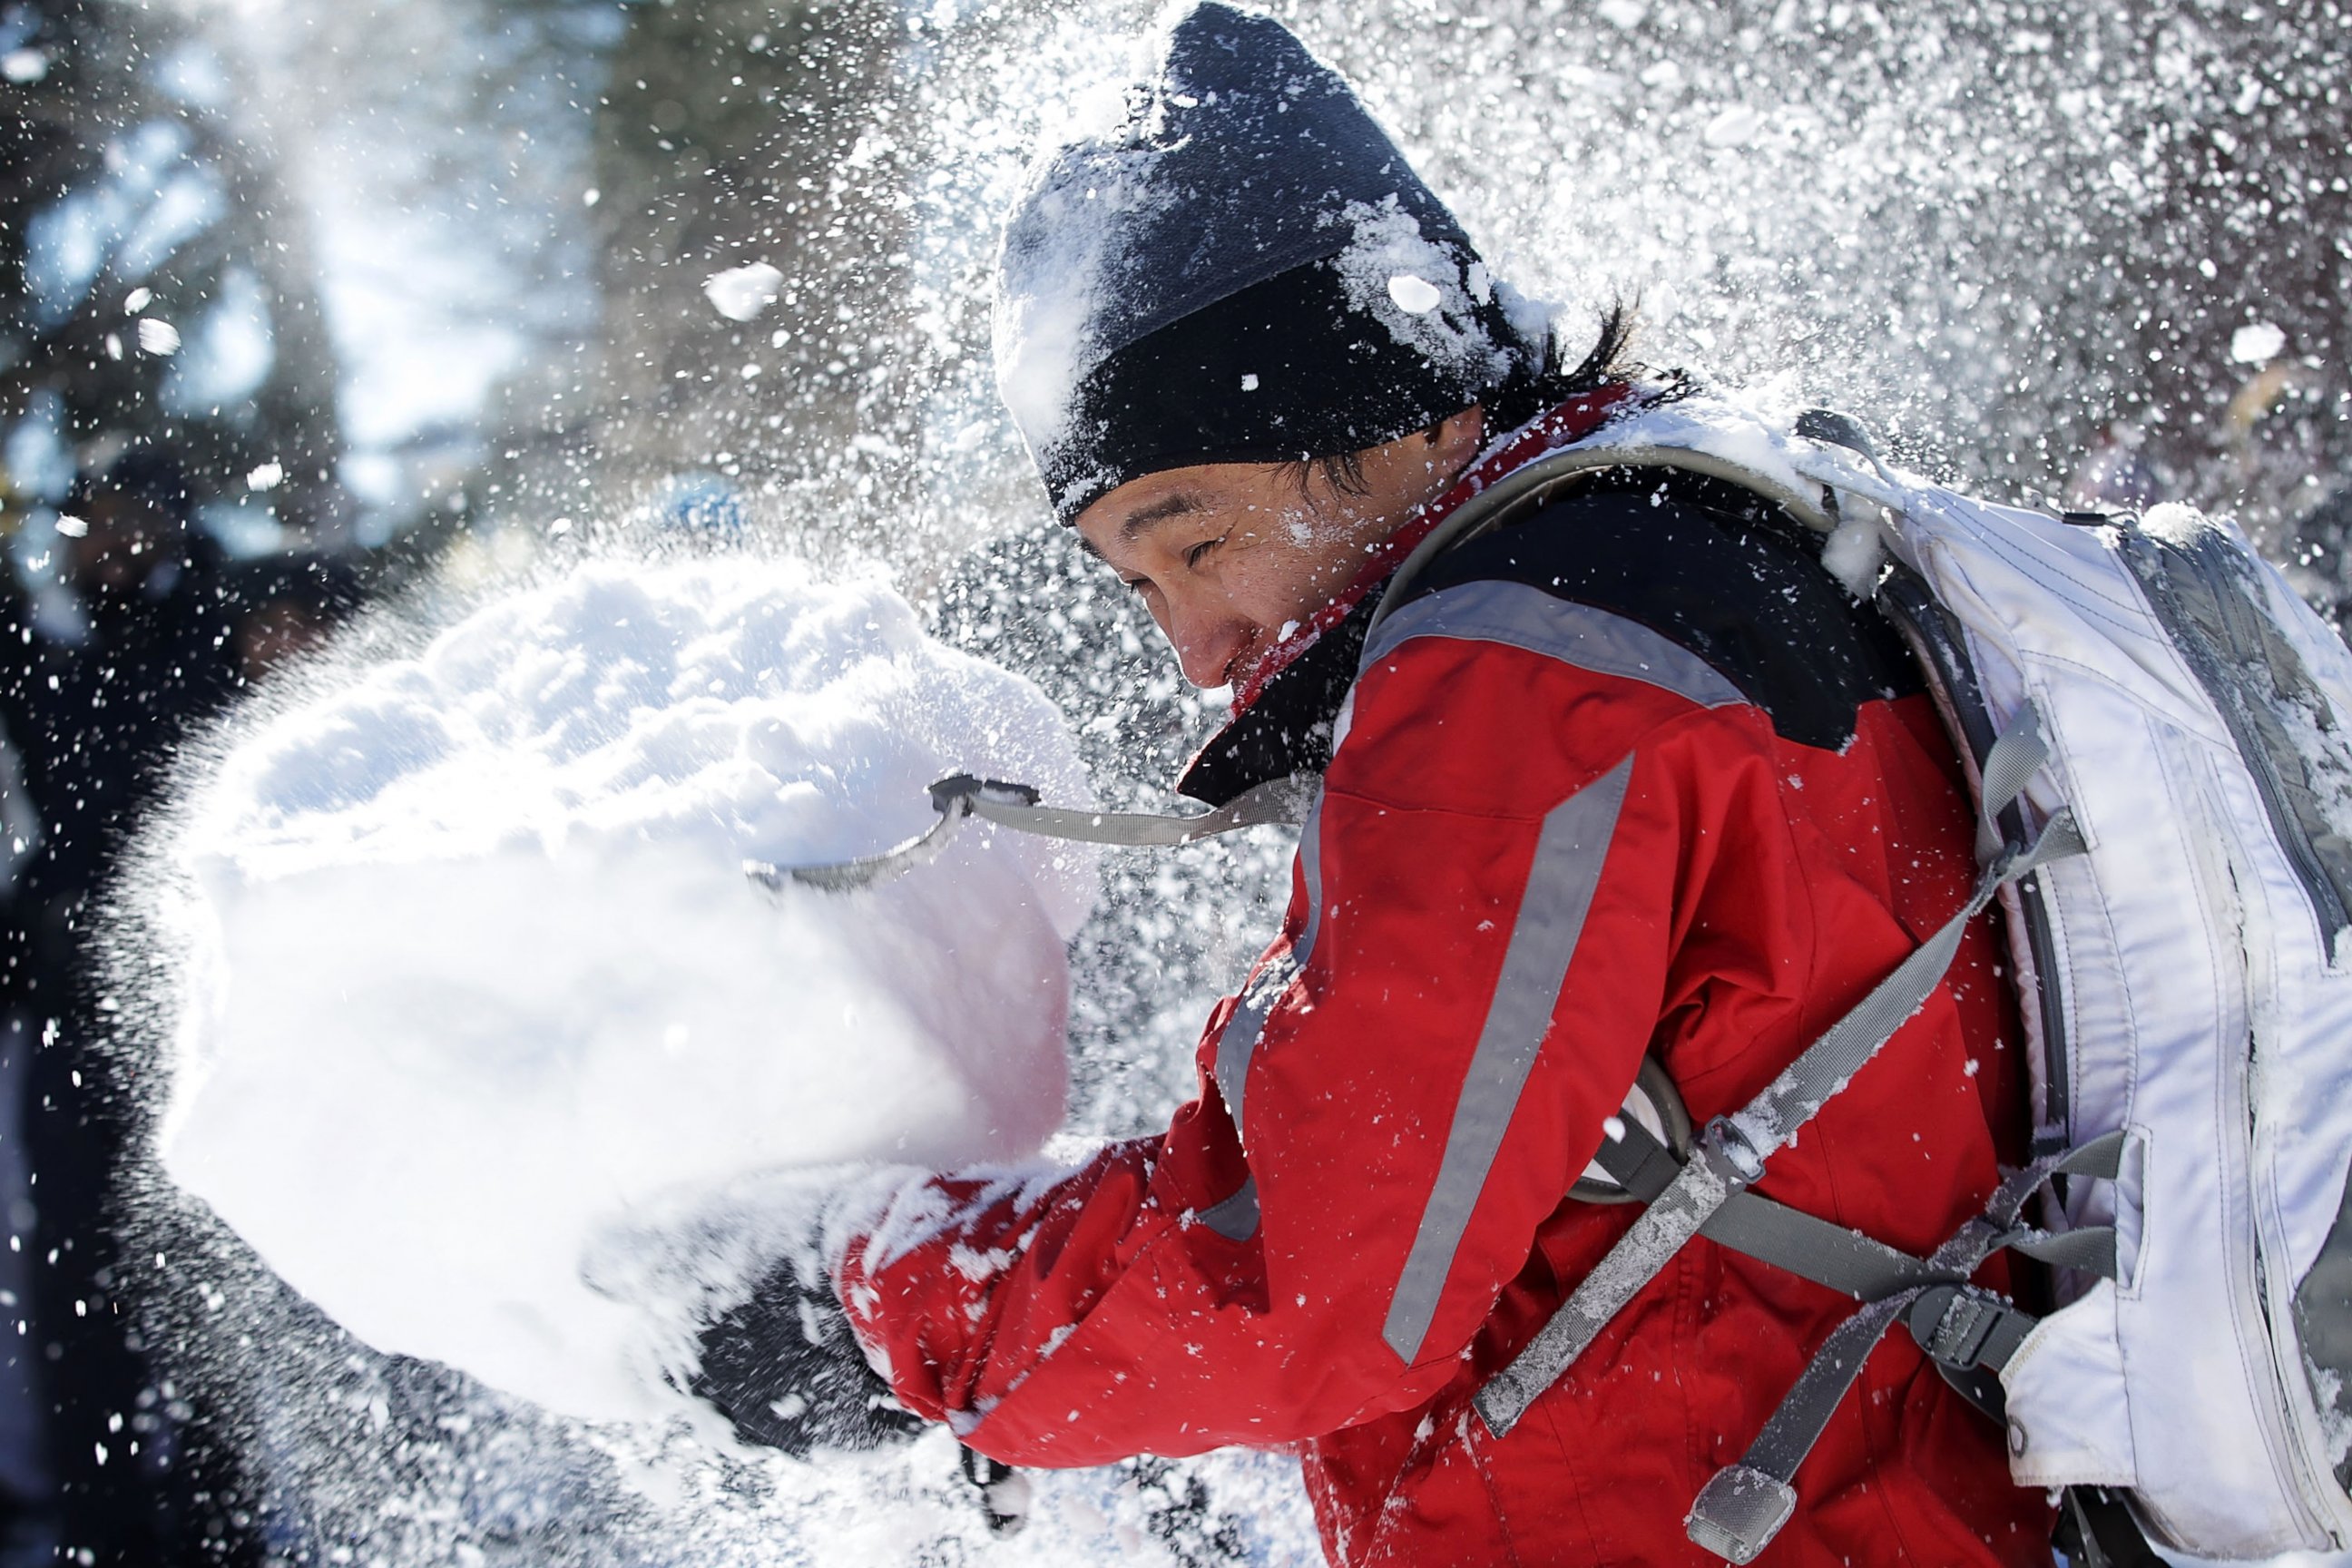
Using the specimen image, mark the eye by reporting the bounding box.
[1183,536,1224,570]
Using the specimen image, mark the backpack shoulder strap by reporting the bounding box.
[1367,401,1880,642]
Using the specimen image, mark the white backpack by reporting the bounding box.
[1416,396,2352,1564]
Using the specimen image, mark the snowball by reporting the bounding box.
[157,557,1097,1424]
[2230,321,2286,365]
[701,262,785,322]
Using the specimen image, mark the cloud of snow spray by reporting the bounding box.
[108,538,1313,1565]
[102,0,2352,1563]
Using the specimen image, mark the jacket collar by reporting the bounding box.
[1176,382,1637,804]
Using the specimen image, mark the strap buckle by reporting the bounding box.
[1685,1465,1798,1564]
[1698,1114,1768,1186]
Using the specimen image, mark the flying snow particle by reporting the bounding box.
[702,262,784,322]
[245,462,283,493]
[2,49,47,83]
[1703,105,1764,149]
[123,287,152,314]
[136,318,181,356]
[2231,322,2286,365]
[1387,274,1444,315]
[1596,0,1648,28]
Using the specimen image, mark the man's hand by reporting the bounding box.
[689,1252,926,1456]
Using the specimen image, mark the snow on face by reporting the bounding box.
[156,556,1095,1424]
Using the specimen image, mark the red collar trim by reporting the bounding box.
[1226,382,1638,713]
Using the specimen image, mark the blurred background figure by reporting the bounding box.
[2,0,369,1553]
[220,553,362,686]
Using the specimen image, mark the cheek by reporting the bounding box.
[1230,532,1356,620]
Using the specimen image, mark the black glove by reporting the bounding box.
[688,1252,926,1456]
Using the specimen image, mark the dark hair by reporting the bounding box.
[1280,298,1669,498]
[226,553,366,623]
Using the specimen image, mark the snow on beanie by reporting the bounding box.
[993,1,1544,524]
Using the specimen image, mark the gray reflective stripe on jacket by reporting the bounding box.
[1210,583,1751,1337]
[1381,753,1637,1363]
[1362,579,1748,712]
[1211,796,1328,1146]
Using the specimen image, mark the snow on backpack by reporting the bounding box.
[1364,395,2352,1566]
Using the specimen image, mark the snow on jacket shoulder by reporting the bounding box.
[838,442,2055,1567]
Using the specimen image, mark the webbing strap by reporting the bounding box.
[1476,710,2083,1440]
[764,772,1318,891]
[1682,1132,2127,1563]
[964,772,1318,847]
[1591,1119,1950,1302]
[1725,714,2079,1161]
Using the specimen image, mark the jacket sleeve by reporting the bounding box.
[837,627,1765,1465]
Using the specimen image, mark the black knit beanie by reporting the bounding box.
[994,2,1544,524]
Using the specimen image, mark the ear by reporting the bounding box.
[1426,407,1485,469]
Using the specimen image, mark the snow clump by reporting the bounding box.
[1327,198,1517,389]
[702,261,785,321]
[156,555,1096,1425]
[2230,321,2287,365]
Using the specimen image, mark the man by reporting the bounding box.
[696,6,2050,1563]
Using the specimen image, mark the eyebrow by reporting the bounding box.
[1073,492,1208,564]
[1120,493,1204,540]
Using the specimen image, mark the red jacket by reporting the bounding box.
[839,397,2055,1565]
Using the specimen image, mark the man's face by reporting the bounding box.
[1073,409,1484,690]
[65,489,181,599]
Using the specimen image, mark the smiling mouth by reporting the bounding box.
[1220,624,1288,691]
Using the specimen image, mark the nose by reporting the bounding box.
[1159,592,1256,690]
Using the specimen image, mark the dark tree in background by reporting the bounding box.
[575,0,912,541]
